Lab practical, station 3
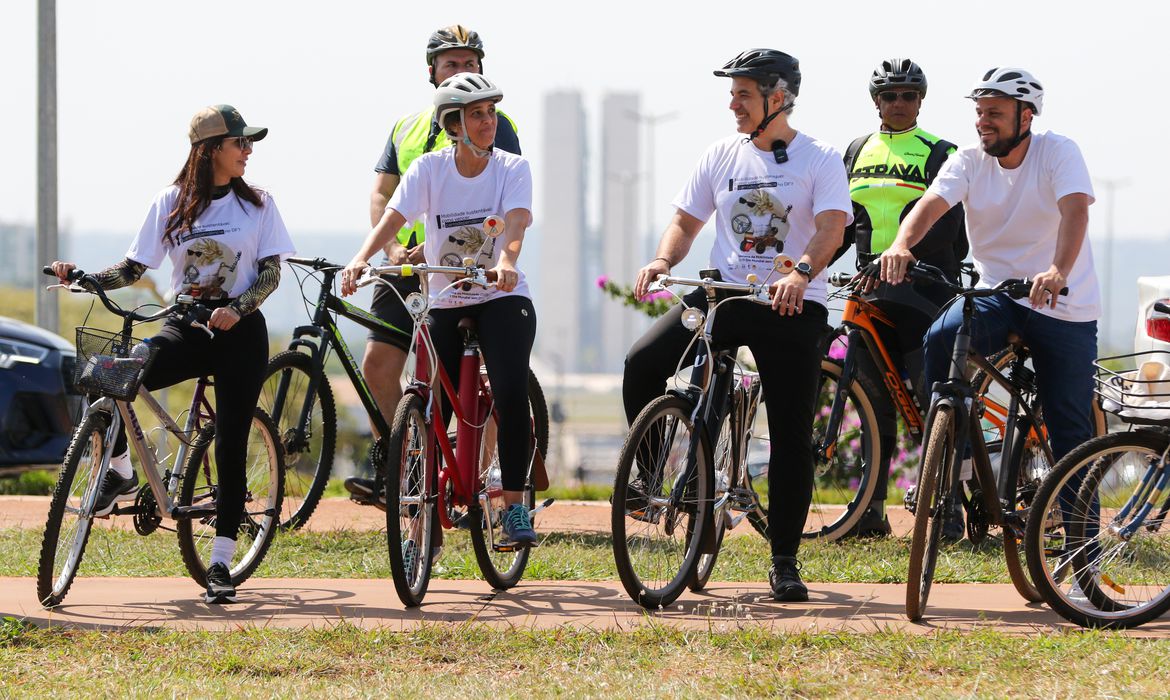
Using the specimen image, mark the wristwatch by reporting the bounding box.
[794,261,813,280]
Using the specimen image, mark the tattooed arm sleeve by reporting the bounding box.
[228,255,282,316]
[91,258,148,291]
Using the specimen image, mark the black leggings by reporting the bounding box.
[113,309,268,539]
[428,296,536,492]
[623,288,828,558]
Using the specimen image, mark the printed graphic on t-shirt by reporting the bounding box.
[727,177,793,266]
[177,225,242,300]
[432,208,498,304]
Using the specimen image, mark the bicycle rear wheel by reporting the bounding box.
[806,357,882,540]
[906,404,958,621]
[690,410,732,591]
[1000,421,1049,603]
[37,410,112,607]
[260,350,336,529]
[176,408,284,588]
[385,393,435,606]
[1025,430,1170,629]
[611,394,711,608]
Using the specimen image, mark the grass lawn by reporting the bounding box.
[1,619,1167,697]
[3,525,1022,584]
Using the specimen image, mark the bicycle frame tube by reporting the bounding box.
[841,296,925,435]
[1114,445,1170,539]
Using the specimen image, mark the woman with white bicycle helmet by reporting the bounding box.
[342,73,539,545]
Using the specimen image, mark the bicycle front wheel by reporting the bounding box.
[385,393,435,607]
[1000,422,1050,603]
[806,358,883,540]
[611,394,711,608]
[906,404,958,621]
[37,410,112,607]
[260,350,336,529]
[176,408,284,588]
[1025,430,1170,629]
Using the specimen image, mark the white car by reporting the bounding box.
[1134,276,1170,353]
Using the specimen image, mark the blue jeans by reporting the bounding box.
[924,293,1098,462]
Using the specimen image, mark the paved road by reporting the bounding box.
[10,576,1169,635]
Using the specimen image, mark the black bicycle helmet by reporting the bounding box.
[425,24,485,65]
[714,48,801,96]
[869,58,927,98]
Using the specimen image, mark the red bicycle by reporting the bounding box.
[358,258,550,607]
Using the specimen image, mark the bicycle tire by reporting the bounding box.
[1025,430,1170,629]
[36,410,112,607]
[176,408,284,588]
[611,394,712,608]
[1000,419,1049,603]
[690,409,733,591]
[806,357,883,540]
[260,350,336,529]
[527,370,551,467]
[384,393,435,607]
[906,404,957,621]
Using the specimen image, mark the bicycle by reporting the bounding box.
[610,267,775,609]
[261,254,549,530]
[355,256,550,607]
[902,262,1066,621]
[812,266,1106,542]
[36,268,283,607]
[1025,343,1170,628]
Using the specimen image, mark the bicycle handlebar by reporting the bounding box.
[364,263,499,287]
[42,266,213,333]
[829,262,1068,302]
[650,274,772,303]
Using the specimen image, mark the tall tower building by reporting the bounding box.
[536,91,588,373]
[599,93,642,373]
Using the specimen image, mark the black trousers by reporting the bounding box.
[427,296,537,492]
[623,288,828,558]
[114,309,268,539]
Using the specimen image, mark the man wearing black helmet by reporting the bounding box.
[346,24,522,505]
[840,58,967,539]
[625,48,852,602]
[881,67,1098,485]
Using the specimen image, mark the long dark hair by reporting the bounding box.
[163,136,264,245]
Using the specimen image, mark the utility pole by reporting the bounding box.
[627,110,677,260]
[35,0,59,333]
[1095,177,1130,353]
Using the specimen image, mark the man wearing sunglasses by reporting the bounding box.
[346,24,522,507]
[839,58,967,540]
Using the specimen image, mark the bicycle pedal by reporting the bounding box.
[494,540,538,553]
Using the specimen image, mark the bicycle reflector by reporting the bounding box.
[773,254,794,273]
[681,307,705,331]
[483,215,504,237]
[1149,299,1170,343]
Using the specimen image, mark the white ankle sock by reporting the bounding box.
[109,452,133,479]
[210,536,237,567]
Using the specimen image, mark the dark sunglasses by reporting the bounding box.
[227,136,254,150]
[879,91,921,103]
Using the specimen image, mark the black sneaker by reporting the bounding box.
[619,477,654,523]
[344,477,386,510]
[204,563,236,604]
[93,470,139,516]
[942,501,966,542]
[769,555,809,602]
[844,506,892,539]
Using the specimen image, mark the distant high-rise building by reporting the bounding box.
[0,223,39,288]
[536,91,589,374]
[600,93,642,373]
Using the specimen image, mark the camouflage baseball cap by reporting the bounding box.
[188,104,268,145]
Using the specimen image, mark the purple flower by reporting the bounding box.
[596,275,610,289]
[639,290,673,303]
[828,336,848,361]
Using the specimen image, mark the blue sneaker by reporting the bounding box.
[501,504,537,547]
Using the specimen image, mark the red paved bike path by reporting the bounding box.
[5,577,1170,636]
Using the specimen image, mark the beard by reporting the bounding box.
[981,132,1015,157]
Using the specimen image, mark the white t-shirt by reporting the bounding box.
[672,133,853,306]
[128,185,295,301]
[389,147,533,309]
[929,130,1100,322]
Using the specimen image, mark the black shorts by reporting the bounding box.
[367,274,420,351]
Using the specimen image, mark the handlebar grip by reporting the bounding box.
[191,305,213,323]
[43,265,84,282]
[484,270,499,283]
[828,272,853,287]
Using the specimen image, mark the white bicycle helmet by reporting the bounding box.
[434,72,503,129]
[967,67,1044,115]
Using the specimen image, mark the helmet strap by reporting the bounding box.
[458,111,493,158]
[985,101,1031,158]
[746,88,793,142]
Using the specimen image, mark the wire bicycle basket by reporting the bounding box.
[73,327,157,401]
[1094,350,1170,426]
